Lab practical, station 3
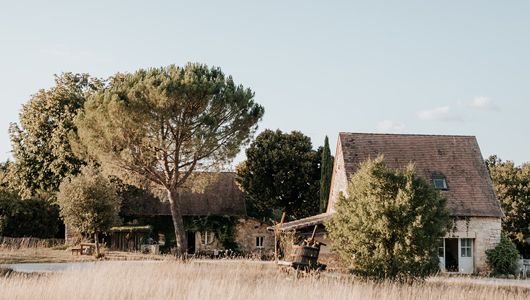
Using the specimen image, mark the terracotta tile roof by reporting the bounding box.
[120,172,246,216]
[337,133,504,218]
[267,213,334,232]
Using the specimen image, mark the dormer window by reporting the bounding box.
[432,174,448,190]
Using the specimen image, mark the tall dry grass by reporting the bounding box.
[1,261,530,300]
[0,236,64,250]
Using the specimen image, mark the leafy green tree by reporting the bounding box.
[0,160,61,238]
[0,196,61,239]
[57,166,122,255]
[0,160,10,189]
[325,156,451,280]
[75,63,264,257]
[486,233,520,274]
[320,136,333,213]
[485,155,530,257]
[235,129,321,220]
[8,73,104,198]
[244,194,284,223]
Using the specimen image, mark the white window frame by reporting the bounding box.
[255,236,264,248]
[432,174,448,190]
[461,238,472,257]
[201,232,215,245]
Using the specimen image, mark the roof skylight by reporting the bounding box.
[432,174,448,190]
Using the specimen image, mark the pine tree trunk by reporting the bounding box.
[168,189,188,259]
[94,232,100,255]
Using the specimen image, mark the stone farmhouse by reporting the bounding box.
[271,133,504,274]
[66,172,274,256]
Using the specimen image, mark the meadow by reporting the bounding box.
[1,261,530,300]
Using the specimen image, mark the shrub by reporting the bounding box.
[486,233,519,274]
[0,195,61,239]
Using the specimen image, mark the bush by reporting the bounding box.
[0,195,61,239]
[486,233,519,274]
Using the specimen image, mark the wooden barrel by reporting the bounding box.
[290,245,320,266]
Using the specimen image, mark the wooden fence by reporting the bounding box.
[109,231,146,251]
[0,236,65,249]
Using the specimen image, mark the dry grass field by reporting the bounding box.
[0,248,167,264]
[1,261,530,300]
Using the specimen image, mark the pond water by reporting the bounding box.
[0,261,164,273]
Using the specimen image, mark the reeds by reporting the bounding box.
[1,261,529,300]
[0,236,64,250]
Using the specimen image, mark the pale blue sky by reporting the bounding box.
[1,1,529,166]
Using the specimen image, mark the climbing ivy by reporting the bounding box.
[183,214,241,251]
[122,214,241,253]
[451,216,471,236]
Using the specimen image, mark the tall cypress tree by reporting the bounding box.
[320,136,333,213]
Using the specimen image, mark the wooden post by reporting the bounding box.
[274,235,278,262]
[280,212,286,225]
[305,225,318,245]
[310,225,318,240]
[94,232,99,255]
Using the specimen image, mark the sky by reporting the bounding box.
[1,0,529,167]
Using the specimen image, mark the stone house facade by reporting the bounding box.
[234,216,274,256]
[66,172,275,256]
[271,133,504,274]
[191,216,274,256]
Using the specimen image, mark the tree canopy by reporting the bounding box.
[0,195,61,239]
[8,73,104,198]
[75,63,264,256]
[325,156,450,280]
[0,160,61,239]
[320,136,333,213]
[57,166,122,254]
[235,129,321,219]
[485,155,530,257]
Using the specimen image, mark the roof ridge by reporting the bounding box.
[339,132,476,138]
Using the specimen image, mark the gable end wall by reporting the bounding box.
[446,217,501,272]
[327,136,348,213]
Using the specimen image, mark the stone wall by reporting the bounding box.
[328,138,347,213]
[445,217,502,272]
[234,217,274,256]
[65,224,81,244]
[194,231,223,253]
[193,217,275,257]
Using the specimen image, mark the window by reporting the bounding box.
[438,239,444,257]
[461,238,472,257]
[432,174,448,190]
[158,234,166,246]
[255,236,264,248]
[200,232,215,245]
